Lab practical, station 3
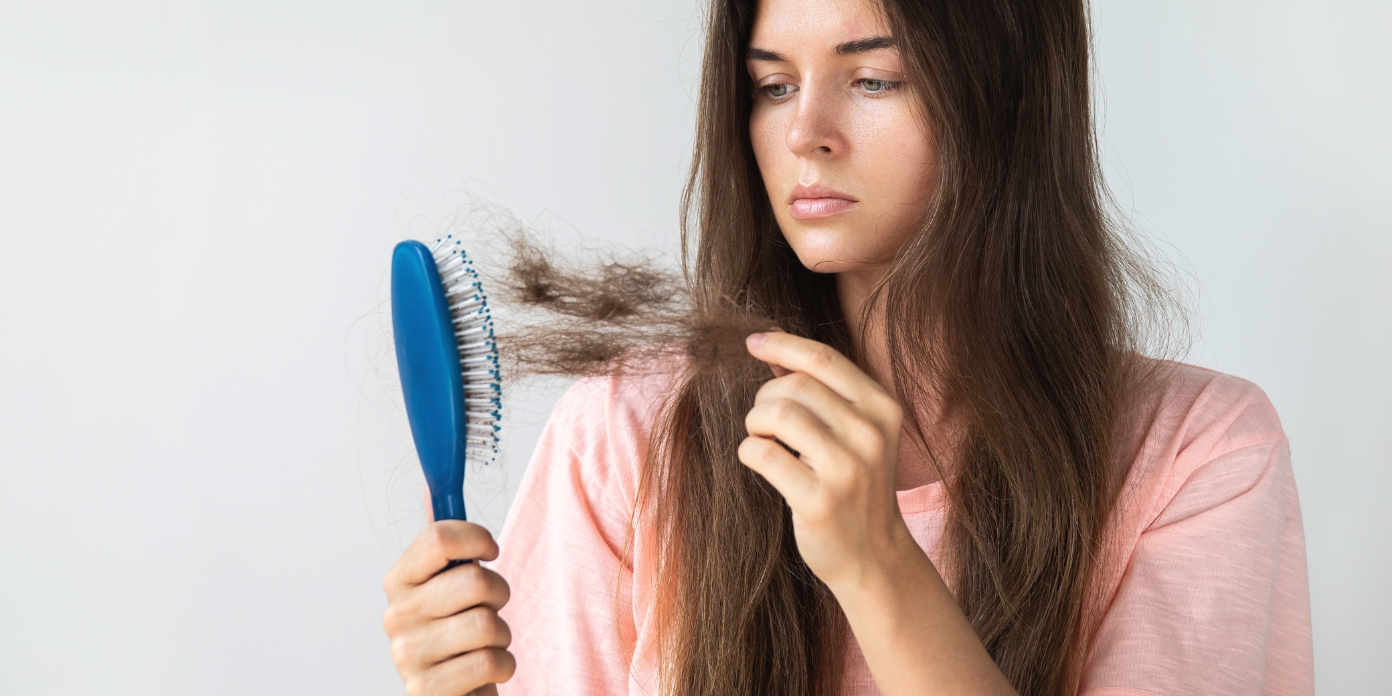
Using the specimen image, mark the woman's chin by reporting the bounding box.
[792,251,892,275]
[786,229,896,275]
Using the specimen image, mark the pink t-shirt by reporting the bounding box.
[493,361,1313,695]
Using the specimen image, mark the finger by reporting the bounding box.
[419,649,515,696]
[384,563,511,638]
[754,372,891,462]
[746,332,886,406]
[763,327,792,377]
[417,563,511,618]
[466,685,499,696]
[386,522,500,594]
[424,488,434,524]
[417,606,511,665]
[738,435,817,507]
[745,399,857,474]
[755,372,859,432]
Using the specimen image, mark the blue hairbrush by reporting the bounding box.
[391,236,502,524]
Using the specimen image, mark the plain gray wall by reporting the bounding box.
[1,1,1387,693]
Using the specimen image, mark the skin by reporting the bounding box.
[742,0,1019,693]
[382,503,515,696]
[384,0,1017,692]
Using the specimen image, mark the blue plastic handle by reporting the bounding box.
[391,240,468,522]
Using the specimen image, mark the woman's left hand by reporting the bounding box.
[739,330,917,593]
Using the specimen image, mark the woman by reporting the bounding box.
[381,0,1313,693]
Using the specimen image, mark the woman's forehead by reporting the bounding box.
[749,0,891,54]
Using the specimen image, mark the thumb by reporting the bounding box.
[760,327,792,377]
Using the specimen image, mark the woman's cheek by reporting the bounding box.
[868,138,937,238]
[750,108,792,183]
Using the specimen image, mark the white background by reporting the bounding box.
[1,1,1387,693]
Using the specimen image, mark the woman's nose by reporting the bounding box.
[785,80,847,159]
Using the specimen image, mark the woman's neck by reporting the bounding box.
[835,268,949,490]
[835,267,890,381]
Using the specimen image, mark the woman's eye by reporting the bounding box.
[857,78,898,94]
[763,83,793,99]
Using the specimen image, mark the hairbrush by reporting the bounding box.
[391,236,502,524]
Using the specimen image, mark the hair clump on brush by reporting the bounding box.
[469,226,776,382]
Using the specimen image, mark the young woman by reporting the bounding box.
[381,0,1313,693]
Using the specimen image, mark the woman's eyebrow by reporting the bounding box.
[746,36,896,63]
[835,36,895,55]
[746,47,786,62]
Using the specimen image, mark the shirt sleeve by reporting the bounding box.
[1080,392,1314,696]
[492,376,640,695]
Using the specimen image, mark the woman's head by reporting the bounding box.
[746,0,937,277]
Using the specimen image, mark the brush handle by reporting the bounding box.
[431,493,467,523]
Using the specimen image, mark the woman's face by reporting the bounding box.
[747,0,937,276]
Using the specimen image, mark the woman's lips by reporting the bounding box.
[789,197,857,220]
[787,184,858,220]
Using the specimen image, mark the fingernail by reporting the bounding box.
[747,332,767,349]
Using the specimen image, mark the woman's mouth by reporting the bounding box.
[788,184,858,220]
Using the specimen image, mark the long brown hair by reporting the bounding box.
[490,0,1177,693]
[643,0,1172,694]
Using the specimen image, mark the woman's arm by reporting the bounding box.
[1079,394,1312,695]
[833,540,1017,695]
[740,331,1016,696]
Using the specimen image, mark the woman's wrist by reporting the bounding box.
[826,517,933,607]
[825,522,1018,696]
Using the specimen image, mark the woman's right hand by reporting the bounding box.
[382,520,515,695]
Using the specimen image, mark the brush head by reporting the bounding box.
[391,236,501,522]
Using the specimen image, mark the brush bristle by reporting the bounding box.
[430,234,502,467]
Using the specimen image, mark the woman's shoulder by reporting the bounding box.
[1130,359,1280,456]
[496,359,685,559]
[1117,359,1292,530]
[538,356,687,492]
[1137,359,1287,454]
[549,357,686,441]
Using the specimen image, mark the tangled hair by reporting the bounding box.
[474,0,1188,694]
[481,229,778,379]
